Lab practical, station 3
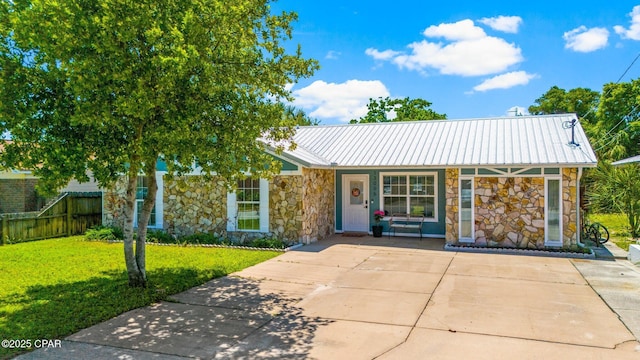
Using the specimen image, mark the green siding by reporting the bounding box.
[269,154,299,171]
[336,169,446,236]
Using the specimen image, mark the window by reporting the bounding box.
[236,178,261,231]
[382,173,436,219]
[135,176,157,227]
[459,178,474,241]
[545,178,562,245]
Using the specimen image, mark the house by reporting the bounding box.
[0,140,45,213]
[103,114,597,249]
[1,140,102,214]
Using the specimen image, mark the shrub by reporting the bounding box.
[85,226,123,241]
[181,233,220,245]
[246,237,289,249]
[146,229,176,244]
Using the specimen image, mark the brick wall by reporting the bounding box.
[0,179,44,213]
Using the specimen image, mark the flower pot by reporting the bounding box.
[372,225,383,237]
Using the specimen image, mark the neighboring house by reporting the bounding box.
[103,114,597,249]
[0,169,45,213]
[0,140,45,213]
[1,140,101,213]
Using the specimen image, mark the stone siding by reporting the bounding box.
[103,177,128,229]
[563,168,578,247]
[269,175,304,242]
[474,177,545,248]
[164,176,227,237]
[268,169,334,244]
[301,168,335,243]
[444,168,459,243]
[444,168,580,249]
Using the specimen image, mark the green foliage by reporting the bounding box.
[146,229,176,244]
[246,237,289,249]
[85,226,124,241]
[588,162,640,238]
[350,96,446,123]
[528,86,599,122]
[0,0,317,287]
[527,82,640,162]
[592,80,640,161]
[590,213,636,251]
[284,105,319,126]
[0,236,279,359]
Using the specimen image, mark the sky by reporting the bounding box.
[270,1,640,125]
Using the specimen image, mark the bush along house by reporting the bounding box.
[103,114,597,249]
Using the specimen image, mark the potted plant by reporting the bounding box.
[372,210,385,237]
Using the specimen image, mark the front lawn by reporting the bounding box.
[590,213,637,251]
[0,236,279,359]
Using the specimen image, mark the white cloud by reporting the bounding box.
[325,50,341,60]
[473,71,538,92]
[614,5,640,40]
[563,26,609,52]
[478,16,523,34]
[291,80,390,122]
[366,19,523,77]
[506,106,529,117]
[365,48,401,61]
[423,19,486,41]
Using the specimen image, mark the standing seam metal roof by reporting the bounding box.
[282,114,597,168]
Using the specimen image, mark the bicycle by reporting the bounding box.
[582,217,610,247]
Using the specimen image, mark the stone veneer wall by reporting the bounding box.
[164,176,227,237]
[444,168,459,243]
[269,175,304,242]
[103,177,128,229]
[562,168,578,247]
[445,168,580,249]
[301,168,335,243]
[474,177,545,248]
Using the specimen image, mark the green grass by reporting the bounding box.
[0,236,279,359]
[590,213,637,251]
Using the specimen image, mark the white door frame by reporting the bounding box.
[342,174,369,232]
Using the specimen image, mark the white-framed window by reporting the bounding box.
[545,177,562,246]
[134,174,163,228]
[380,172,437,220]
[459,177,474,242]
[227,178,269,232]
[236,178,261,231]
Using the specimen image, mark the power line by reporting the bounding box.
[580,51,640,122]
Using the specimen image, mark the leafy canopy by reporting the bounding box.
[350,97,446,124]
[0,0,319,193]
[0,0,318,287]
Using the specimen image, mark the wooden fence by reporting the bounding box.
[0,193,102,244]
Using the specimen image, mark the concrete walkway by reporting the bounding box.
[18,236,640,359]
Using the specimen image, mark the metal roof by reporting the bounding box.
[283,114,597,168]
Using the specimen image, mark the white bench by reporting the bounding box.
[388,213,425,239]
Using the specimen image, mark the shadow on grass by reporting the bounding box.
[1,269,331,359]
[0,267,221,359]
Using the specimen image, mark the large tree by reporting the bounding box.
[593,80,640,161]
[350,96,446,123]
[528,85,600,134]
[0,0,318,287]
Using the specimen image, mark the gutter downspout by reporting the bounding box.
[577,167,584,247]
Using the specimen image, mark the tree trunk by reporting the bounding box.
[134,162,158,287]
[123,167,147,287]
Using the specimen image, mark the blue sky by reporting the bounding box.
[271,1,640,125]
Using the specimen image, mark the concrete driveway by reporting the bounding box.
[20,235,640,359]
